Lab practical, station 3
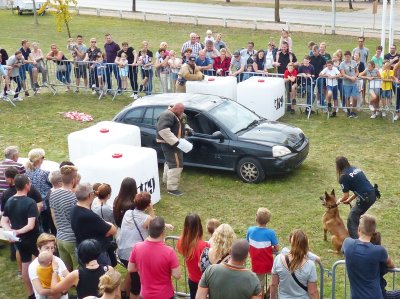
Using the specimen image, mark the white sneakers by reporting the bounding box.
[394,115,399,121]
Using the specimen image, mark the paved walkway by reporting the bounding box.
[75,0,399,37]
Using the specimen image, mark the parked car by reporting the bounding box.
[113,93,309,183]
[13,0,46,15]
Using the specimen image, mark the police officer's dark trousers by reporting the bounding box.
[347,190,376,239]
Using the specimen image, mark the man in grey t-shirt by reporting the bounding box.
[196,239,261,299]
[339,50,359,118]
[229,51,245,81]
[6,51,24,100]
[352,36,369,64]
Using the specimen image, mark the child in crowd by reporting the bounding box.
[206,218,220,240]
[36,251,62,298]
[284,62,298,114]
[242,64,254,81]
[138,48,152,92]
[118,52,129,90]
[279,29,293,52]
[0,63,13,97]
[94,52,106,94]
[307,41,316,56]
[204,30,214,44]
[380,61,394,117]
[168,50,182,92]
[359,61,381,119]
[319,60,341,117]
[66,38,77,56]
[246,208,279,299]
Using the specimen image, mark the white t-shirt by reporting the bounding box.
[320,66,340,86]
[28,256,69,299]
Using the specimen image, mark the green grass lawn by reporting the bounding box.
[0,10,400,299]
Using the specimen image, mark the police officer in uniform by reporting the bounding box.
[336,156,379,238]
[156,103,187,196]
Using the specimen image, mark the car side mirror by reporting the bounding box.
[212,131,224,142]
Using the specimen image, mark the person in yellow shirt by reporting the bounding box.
[380,61,395,117]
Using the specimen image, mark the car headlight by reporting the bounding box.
[272,145,291,157]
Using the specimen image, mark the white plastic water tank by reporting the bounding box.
[68,121,141,162]
[186,76,237,101]
[237,76,285,121]
[74,144,161,205]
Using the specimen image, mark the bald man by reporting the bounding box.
[156,103,186,196]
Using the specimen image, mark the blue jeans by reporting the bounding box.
[315,77,325,106]
[10,76,22,98]
[56,63,71,85]
[105,63,121,91]
[141,68,153,95]
[301,84,314,106]
[128,65,138,93]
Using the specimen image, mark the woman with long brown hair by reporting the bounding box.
[112,177,137,228]
[270,229,319,299]
[336,156,378,239]
[177,213,209,299]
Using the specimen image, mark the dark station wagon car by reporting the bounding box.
[113,93,309,183]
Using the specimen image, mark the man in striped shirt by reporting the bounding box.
[0,146,26,207]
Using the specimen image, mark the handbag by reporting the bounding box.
[132,210,145,241]
[56,63,67,72]
[284,254,308,292]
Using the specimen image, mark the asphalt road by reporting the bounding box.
[76,0,399,29]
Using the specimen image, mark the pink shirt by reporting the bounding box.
[129,239,179,299]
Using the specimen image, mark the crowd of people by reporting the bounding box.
[0,145,398,299]
[1,30,399,118]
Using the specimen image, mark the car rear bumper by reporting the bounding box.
[259,138,309,175]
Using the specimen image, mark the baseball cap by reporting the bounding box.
[189,55,196,62]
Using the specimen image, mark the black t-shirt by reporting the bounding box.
[383,53,400,67]
[310,55,326,78]
[356,61,365,73]
[117,47,135,64]
[70,205,111,250]
[3,195,39,240]
[20,47,31,60]
[86,47,102,62]
[1,184,42,212]
[339,166,374,195]
[277,51,297,74]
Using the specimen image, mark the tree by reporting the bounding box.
[132,0,136,11]
[226,0,230,2]
[275,0,280,22]
[348,0,353,9]
[38,0,78,38]
[32,0,38,25]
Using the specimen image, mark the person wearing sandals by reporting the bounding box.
[200,223,236,273]
[270,229,319,299]
[117,192,173,299]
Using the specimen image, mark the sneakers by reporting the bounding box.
[327,103,332,112]
[369,104,375,111]
[331,111,337,117]
[382,111,386,117]
[34,82,40,89]
[8,90,15,96]
[139,84,144,92]
[370,113,377,119]
[351,112,358,118]
[167,189,184,196]
[13,97,23,102]
[394,115,399,121]
[17,271,22,279]
[25,91,30,97]
[74,88,79,93]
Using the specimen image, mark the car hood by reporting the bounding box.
[237,121,305,149]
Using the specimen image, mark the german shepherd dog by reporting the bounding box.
[320,190,349,253]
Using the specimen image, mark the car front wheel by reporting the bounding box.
[236,157,266,183]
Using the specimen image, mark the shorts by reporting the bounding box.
[343,84,359,98]
[0,65,6,76]
[381,89,392,99]
[141,68,150,79]
[15,235,39,263]
[120,259,141,295]
[369,88,381,97]
[74,64,88,79]
[326,85,338,100]
[170,72,178,81]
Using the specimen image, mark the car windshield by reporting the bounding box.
[208,100,261,134]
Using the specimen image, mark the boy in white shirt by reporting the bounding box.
[320,60,341,117]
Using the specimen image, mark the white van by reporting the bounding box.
[13,0,47,15]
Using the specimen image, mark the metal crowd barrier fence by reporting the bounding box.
[164,236,190,298]
[330,259,400,299]
[313,77,399,121]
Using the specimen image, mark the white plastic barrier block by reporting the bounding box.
[237,76,285,121]
[68,121,141,162]
[18,158,60,173]
[74,144,160,205]
[186,76,237,101]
